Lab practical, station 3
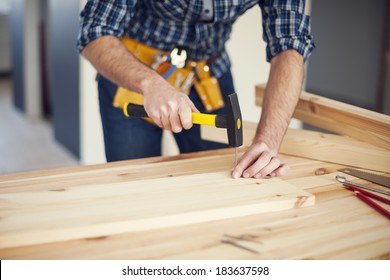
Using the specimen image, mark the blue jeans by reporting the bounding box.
[97,70,235,162]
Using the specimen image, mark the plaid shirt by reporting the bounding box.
[77,0,315,78]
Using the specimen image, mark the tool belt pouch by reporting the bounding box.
[112,37,224,112]
[194,76,224,112]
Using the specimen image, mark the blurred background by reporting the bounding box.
[0,0,389,174]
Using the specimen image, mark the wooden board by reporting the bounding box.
[0,158,314,250]
[0,151,388,260]
[256,84,390,150]
[201,123,390,173]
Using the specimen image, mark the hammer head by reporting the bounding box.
[226,93,243,148]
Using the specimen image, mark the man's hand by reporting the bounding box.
[81,35,198,132]
[231,141,288,179]
[231,49,304,179]
[142,82,198,133]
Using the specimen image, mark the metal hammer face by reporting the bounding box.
[219,93,243,148]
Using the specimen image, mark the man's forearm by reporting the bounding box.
[81,35,197,132]
[81,35,166,95]
[255,49,304,150]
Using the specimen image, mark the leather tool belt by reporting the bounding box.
[113,37,224,112]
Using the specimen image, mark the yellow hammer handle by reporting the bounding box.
[125,103,217,127]
[191,112,216,126]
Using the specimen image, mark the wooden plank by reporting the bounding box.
[201,123,390,173]
[0,151,237,191]
[1,150,388,260]
[255,84,390,150]
[0,159,314,249]
[1,170,388,260]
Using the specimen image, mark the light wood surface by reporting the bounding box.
[201,122,390,173]
[256,84,390,150]
[0,148,389,260]
[0,166,313,249]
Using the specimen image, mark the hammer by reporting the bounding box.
[123,93,243,166]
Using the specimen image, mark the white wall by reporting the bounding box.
[79,56,105,164]
[24,0,42,118]
[79,5,303,165]
[79,0,105,164]
[9,0,43,118]
[227,6,268,123]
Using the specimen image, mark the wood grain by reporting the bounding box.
[256,84,390,150]
[0,158,314,250]
[0,151,388,260]
[201,123,390,173]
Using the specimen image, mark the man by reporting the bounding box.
[77,0,315,179]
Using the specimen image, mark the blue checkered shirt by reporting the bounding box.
[77,0,315,78]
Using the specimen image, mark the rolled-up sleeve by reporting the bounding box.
[77,0,136,53]
[259,0,315,62]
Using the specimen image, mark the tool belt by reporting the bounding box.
[113,37,224,112]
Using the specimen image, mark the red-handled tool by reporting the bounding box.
[342,183,390,220]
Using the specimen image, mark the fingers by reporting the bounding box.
[178,102,193,130]
[231,143,288,179]
[148,110,163,128]
[273,163,289,177]
[251,156,279,179]
[146,95,196,132]
[160,106,173,131]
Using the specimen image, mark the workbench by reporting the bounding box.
[0,86,389,260]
